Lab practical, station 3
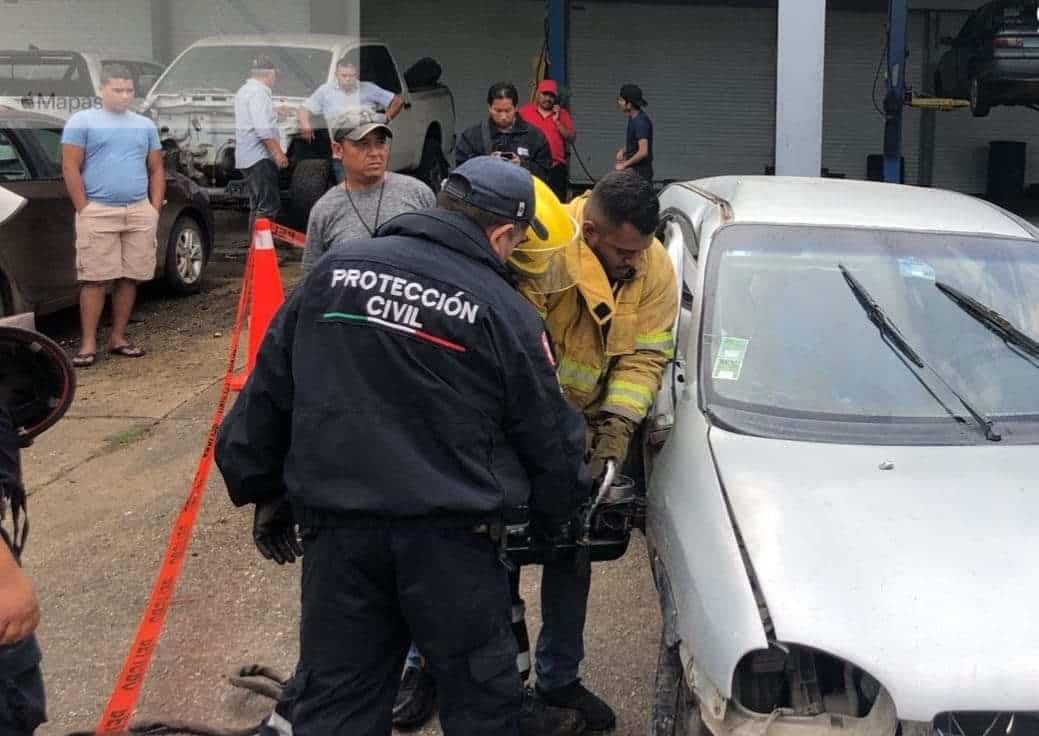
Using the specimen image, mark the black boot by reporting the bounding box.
[537,680,616,732]
[392,665,436,730]
[519,687,586,736]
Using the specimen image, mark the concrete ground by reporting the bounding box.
[20,211,660,735]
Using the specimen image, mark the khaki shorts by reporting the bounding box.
[75,199,159,283]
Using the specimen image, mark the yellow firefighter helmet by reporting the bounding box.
[508,175,578,290]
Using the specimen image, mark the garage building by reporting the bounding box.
[1,0,1036,195]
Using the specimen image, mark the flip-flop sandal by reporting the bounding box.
[72,352,96,368]
[108,343,146,358]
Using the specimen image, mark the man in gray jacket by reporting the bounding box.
[301,111,434,274]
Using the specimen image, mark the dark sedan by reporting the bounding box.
[935,0,1039,116]
[0,107,214,317]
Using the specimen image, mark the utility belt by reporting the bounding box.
[295,507,501,533]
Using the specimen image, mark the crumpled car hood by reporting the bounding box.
[710,428,1039,720]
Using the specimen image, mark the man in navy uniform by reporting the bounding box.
[216,156,590,735]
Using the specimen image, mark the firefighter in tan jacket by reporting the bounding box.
[514,170,677,731]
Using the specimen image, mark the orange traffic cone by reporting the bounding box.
[230,217,285,391]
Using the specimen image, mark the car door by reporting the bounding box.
[644,214,697,464]
[0,125,77,309]
[358,44,416,170]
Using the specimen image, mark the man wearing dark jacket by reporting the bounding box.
[215,156,590,736]
[455,83,552,181]
[0,407,45,736]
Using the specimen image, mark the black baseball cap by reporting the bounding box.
[619,84,647,107]
[443,156,548,239]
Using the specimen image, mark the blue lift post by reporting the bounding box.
[883,0,909,183]
[547,0,569,89]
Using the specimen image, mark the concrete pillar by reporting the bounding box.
[775,0,826,177]
[150,0,172,64]
[547,0,569,89]
[309,0,360,35]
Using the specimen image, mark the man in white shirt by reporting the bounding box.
[298,57,404,182]
[234,56,289,232]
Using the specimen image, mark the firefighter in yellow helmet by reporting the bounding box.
[513,170,677,732]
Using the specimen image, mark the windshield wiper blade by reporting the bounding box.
[935,280,1039,364]
[839,265,925,366]
[838,264,1003,442]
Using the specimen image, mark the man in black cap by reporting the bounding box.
[216,155,591,736]
[615,84,654,182]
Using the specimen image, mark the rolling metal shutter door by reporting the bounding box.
[568,3,778,184]
[822,9,926,183]
[0,0,152,60]
[167,0,310,57]
[360,0,545,138]
[929,10,1039,193]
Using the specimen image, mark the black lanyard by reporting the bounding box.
[344,180,387,237]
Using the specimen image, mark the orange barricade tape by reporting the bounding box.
[93,251,256,734]
[270,221,306,249]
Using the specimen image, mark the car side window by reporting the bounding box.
[359,45,402,95]
[136,63,164,94]
[0,130,31,182]
[29,128,63,174]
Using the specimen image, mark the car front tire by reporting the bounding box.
[970,74,991,117]
[415,134,449,192]
[163,215,208,294]
[651,629,705,736]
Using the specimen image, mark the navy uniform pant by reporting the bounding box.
[0,636,45,736]
[275,525,522,736]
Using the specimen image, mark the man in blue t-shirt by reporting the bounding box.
[298,57,403,182]
[615,84,654,182]
[61,64,164,369]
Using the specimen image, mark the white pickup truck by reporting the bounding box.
[0,48,163,119]
[139,34,455,228]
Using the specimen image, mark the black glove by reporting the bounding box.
[253,496,303,564]
[529,511,571,554]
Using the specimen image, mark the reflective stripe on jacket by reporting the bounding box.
[520,194,678,424]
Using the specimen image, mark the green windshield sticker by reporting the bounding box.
[713,336,750,381]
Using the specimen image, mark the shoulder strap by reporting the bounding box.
[481,119,493,155]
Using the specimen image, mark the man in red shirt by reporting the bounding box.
[520,79,576,201]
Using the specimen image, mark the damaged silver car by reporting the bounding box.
[643,175,1039,736]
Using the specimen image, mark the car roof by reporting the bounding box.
[0,106,67,126]
[661,175,1036,240]
[187,33,380,50]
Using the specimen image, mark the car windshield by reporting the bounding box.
[151,45,332,98]
[0,56,95,97]
[701,224,1039,441]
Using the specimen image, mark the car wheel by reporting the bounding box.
[933,70,945,98]
[163,215,208,294]
[288,158,333,231]
[651,630,705,736]
[415,134,449,192]
[970,74,991,117]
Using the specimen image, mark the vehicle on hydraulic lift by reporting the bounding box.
[643,175,1039,735]
[934,0,1039,117]
[140,34,456,230]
